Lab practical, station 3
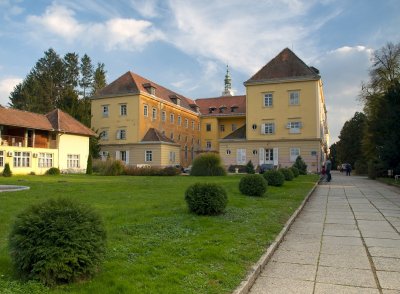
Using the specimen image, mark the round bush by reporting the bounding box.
[290,167,299,177]
[263,170,285,187]
[9,198,107,286]
[190,153,226,176]
[185,183,227,215]
[280,168,294,181]
[45,167,60,175]
[239,174,268,196]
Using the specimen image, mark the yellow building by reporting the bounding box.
[91,48,329,172]
[0,107,95,175]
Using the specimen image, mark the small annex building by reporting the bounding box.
[0,107,95,175]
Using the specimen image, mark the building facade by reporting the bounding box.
[0,108,95,175]
[91,48,329,172]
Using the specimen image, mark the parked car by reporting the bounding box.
[259,164,274,174]
[183,165,192,173]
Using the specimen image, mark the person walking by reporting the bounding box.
[321,165,326,182]
[326,159,332,182]
[345,163,352,176]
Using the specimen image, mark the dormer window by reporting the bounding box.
[219,105,227,113]
[208,106,216,113]
[169,94,181,106]
[231,105,238,112]
[189,103,200,113]
[143,83,156,95]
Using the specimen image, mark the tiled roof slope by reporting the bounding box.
[94,71,196,112]
[0,107,95,136]
[141,128,176,144]
[46,109,96,136]
[245,48,320,84]
[195,95,246,115]
[223,124,246,140]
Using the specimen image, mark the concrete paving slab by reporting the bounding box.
[271,249,319,265]
[360,230,400,239]
[250,276,314,294]
[372,257,400,272]
[278,240,321,252]
[369,247,400,258]
[322,235,363,246]
[319,253,371,269]
[316,266,377,288]
[314,283,379,294]
[260,261,316,281]
[364,238,400,248]
[324,223,358,230]
[321,243,366,255]
[377,271,400,290]
[323,228,360,237]
[325,218,357,225]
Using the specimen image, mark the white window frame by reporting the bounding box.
[120,104,127,116]
[236,149,246,165]
[13,151,30,167]
[185,118,189,128]
[262,123,275,135]
[264,93,273,107]
[290,148,300,162]
[100,151,109,161]
[120,150,129,164]
[38,153,53,168]
[265,148,274,163]
[169,151,176,163]
[102,105,109,117]
[288,121,302,134]
[191,121,195,130]
[145,150,153,162]
[0,150,4,167]
[144,105,148,117]
[67,154,80,168]
[206,141,211,150]
[117,129,126,140]
[152,108,157,120]
[99,130,108,140]
[162,111,166,122]
[289,91,300,105]
[170,113,174,123]
[178,116,182,125]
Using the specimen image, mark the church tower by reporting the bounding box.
[222,65,234,96]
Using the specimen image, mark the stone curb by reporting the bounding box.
[232,180,320,294]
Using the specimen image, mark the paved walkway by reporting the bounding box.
[249,171,400,293]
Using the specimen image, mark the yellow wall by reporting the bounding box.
[246,80,319,141]
[58,134,90,173]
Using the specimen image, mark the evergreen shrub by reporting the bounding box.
[239,174,267,196]
[8,198,107,286]
[185,183,227,215]
[190,153,226,176]
[103,160,125,176]
[246,160,256,174]
[290,167,299,177]
[2,163,12,177]
[86,155,93,175]
[293,156,307,175]
[280,168,294,181]
[263,170,285,187]
[45,167,60,175]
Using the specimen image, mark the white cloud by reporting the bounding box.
[314,46,373,143]
[26,3,164,50]
[130,0,160,18]
[0,77,22,106]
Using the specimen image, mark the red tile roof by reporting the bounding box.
[195,95,246,116]
[141,128,176,144]
[0,107,95,136]
[94,71,197,112]
[223,124,246,140]
[245,48,320,84]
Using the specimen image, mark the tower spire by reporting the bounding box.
[222,65,234,96]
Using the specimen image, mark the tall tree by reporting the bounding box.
[329,142,338,170]
[79,54,94,99]
[91,62,107,96]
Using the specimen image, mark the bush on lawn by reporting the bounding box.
[190,153,226,176]
[292,156,307,175]
[124,166,180,176]
[280,168,294,181]
[185,183,227,215]
[86,155,93,175]
[103,160,125,176]
[8,198,107,286]
[263,170,285,187]
[290,167,299,177]
[45,167,60,175]
[2,163,12,177]
[239,174,267,196]
[246,160,256,174]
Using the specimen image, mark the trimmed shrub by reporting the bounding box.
[160,166,181,176]
[246,160,256,174]
[45,167,60,175]
[103,160,124,176]
[190,153,226,176]
[293,156,307,175]
[290,167,299,177]
[2,163,12,177]
[239,174,267,196]
[86,155,93,175]
[228,165,247,173]
[8,198,107,286]
[280,168,294,181]
[185,183,227,215]
[263,170,285,187]
[123,166,180,176]
[354,159,368,175]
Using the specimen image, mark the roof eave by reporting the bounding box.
[244,75,320,86]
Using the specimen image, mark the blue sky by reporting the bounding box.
[0,0,399,143]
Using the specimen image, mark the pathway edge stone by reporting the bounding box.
[232,180,320,294]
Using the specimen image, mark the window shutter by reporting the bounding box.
[260,124,265,134]
[259,148,265,165]
[125,151,129,164]
[299,122,303,128]
[272,123,275,134]
[273,148,279,166]
[116,130,120,139]
[236,149,241,164]
[115,151,120,160]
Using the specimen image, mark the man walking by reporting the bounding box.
[326,159,332,182]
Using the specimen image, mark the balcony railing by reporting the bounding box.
[0,135,25,147]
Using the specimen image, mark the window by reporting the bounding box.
[220,125,225,132]
[206,124,211,132]
[38,153,53,168]
[162,111,166,122]
[232,124,237,131]
[178,116,181,125]
[252,150,258,155]
[152,108,157,120]
[144,105,148,117]
[13,151,30,167]
[290,148,300,162]
[145,150,153,162]
[102,105,109,117]
[0,151,4,167]
[170,113,174,123]
[185,118,189,128]
[206,141,212,150]
[264,93,273,107]
[237,149,246,164]
[265,149,274,161]
[191,121,195,130]
[184,146,188,161]
[288,121,302,134]
[99,130,108,140]
[170,132,174,140]
[67,154,80,168]
[226,149,231,155]
[169,151,176,163]
[100,151,109,161]
[289,91,300,105]
[120,151,128,164]
[262,123,275,134]
[198,123,201,131]
[252,124,257,130]
[120,104,127,116]
[117,129,126,140]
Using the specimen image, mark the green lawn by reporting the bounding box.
[377,177,400,187]
[0,174,318,294]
